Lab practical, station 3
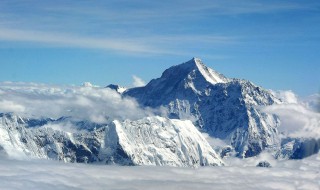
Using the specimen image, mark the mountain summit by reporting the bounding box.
[165,57,230,85]
[125,58,230,106]
[125,58,281,157]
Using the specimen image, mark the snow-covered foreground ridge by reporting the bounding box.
[0,113,223,167]
[0,153,319,190]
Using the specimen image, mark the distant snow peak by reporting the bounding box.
[106,84,127,94]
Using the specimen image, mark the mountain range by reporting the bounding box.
[0,58,318,166]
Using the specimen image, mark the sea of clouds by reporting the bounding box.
[0,153,319,190]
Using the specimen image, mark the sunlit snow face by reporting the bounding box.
[0,82,152,123]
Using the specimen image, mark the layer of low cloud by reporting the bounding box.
[301,93,320,112]
[202,133,228,148]
[0,100,25,113]
[262,90,320,138]
[272,90,298,104]
[0,82,152,123]
[0,154,319,190]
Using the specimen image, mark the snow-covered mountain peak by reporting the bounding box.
[167,57,229,85]
[178,57,201,70]
[125,58,232,104]
[125,58,283,157]
[106,84,127,94]
[194,58,229,84]
[192,57,202,63]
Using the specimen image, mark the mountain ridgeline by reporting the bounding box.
[0,58,318,166]
[0,113,223,167]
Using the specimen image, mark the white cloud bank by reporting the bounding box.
[0,82,152,123]
[302,93,320,112]
[132,75,146,87]
[262,90,320,138]
[0,153,319,190]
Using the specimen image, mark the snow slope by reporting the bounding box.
[112,117,223,166]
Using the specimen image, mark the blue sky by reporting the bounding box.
[0,0,319,96]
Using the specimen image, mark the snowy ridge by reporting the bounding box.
[193,57,229,84]
[113,117,223,167]
[0,113,223,167]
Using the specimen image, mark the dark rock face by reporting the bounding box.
[256,161,272,168]
[277,138,320,159]
[220,146,234,158]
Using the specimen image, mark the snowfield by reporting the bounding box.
[0,154,319,190]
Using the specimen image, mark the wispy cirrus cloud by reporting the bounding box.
[0,28,164,54]
[16,0,315,23]
[0,0,315,56]
[1,0,316,33]
[0,27,236,56]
